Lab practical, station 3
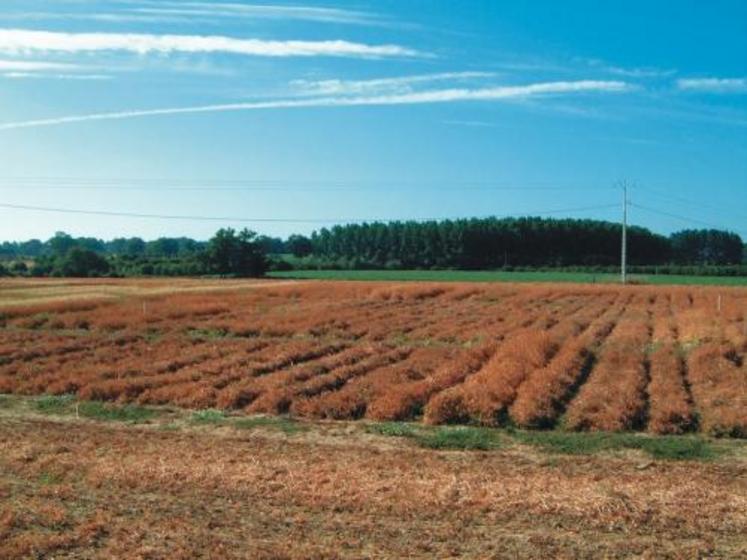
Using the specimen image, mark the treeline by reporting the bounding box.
[0,218,745,278]
[0,229,266,278]
[0,232,270,259]
[0,231,316,262]
[306,219,745,269]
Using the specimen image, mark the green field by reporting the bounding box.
[269,269,747,286]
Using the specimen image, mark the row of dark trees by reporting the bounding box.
[0,218,744,278]
[307,219,745,269]
[669,229,745,266]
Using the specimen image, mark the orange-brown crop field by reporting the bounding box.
[1,278,746,437]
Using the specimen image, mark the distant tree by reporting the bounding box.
[18,239,44,257]
[54,247,110,277]
[286,234,313,258]
[107,237,144,256]
[176,238,203,255]
[670,229,743,265]
[146,238,180,258]
[0,242,17,259]
[124,237,147,256]
[257,235,286,254]
[30,258,53,277]
[11,261,28,275]
[106,238,128,255]
[76,237,106,253]
[0,262,7,276]
[47,232,77,257]
[202,228,266,277]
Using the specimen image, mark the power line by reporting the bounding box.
[630,202,747,236]
[634,185,747,222]
[0,177,611,193]
[0,175,614,186]
[0,202,620,225]
[2,177,741,236]
[0,185,606,192]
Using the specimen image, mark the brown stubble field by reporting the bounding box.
[0,403,745,559]
[1,278,747,558]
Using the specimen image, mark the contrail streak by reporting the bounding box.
[0,80,632,131]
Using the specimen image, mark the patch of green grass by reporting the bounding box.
[268,269,747,287]
[509,430,720,461]
[270,269,620,284]
[234,416,306,435]
[416,426,501,450]
[636,436,719,460]
[368,422,721,459]
[78,401,157,423]
[34,394,76,414]
[190,409,227,424]
[367,422,501,450]
[366,421,419,438]
[33,395,157,423]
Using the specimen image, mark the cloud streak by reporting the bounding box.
[676,77,747,93]
[290,72,494,96]
[0,3,387,26]
[580,57,676,79]
[0,80,632,130]
[0,29,420,58]
[2,72,111,80]
[131,2,379,25]
[0,59,80,71]
[0,57,106,80]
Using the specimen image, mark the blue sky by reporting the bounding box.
[0,0,745,241]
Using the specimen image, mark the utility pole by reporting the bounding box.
[621,181,628,285]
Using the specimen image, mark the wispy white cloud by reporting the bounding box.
[0,57,106,79]
[131,2,379,25]
[290,72,494,96]
[0,29,420,59]
[0,3,382,26]
[0,12,191,24]
[581,58,676,79]
[605,65,676,79]
[676,77,747,93]
[0,59,79,71]
[2,72,111,80]
[0,80,632,130]
[442,120,497,128]
[493,56,676,80]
